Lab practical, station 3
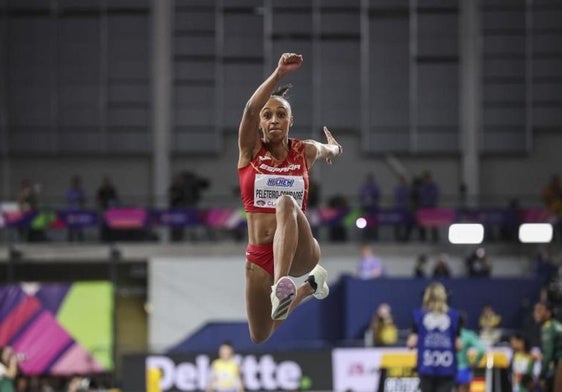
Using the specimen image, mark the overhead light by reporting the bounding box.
[518,223,553,243]
[448,223,484,244]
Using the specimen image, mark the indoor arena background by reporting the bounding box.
[0,0,561,391]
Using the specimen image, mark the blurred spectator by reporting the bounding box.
[181,171,210,207]
[465,247,492,278]
[169,171,210,242]
[16,179,39,242]
[458,183,468,211]
[0,346,22,392]
[542,175,562,243]
[418,171,440,243]
[16,180,38,213]
[96,177,119,211]
[364,303,398,347]
[410,176,422,241]
[542,174,562,214]
[406,282,460,392]
[509,332,538,392]
[456,313,486,392]
[356,245,386,279]
[65,176,86,210]
[65,176,86,242]
[358,172,380,241]
[206,341,243,392]
[478,304,502,346]
[96,177,119,242]
[432,254,451,278]
[533,249,557,288]
[393,175,412,242]
[169,174,188,242]
[16,180,50,242]
[533,301,562,391]
[500,197,521,242]
[544,257,562,306]
[413,254,428,278]
[169,174,188,208]
[64,375,88,392]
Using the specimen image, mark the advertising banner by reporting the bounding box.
[104,207,148,229]
[123,350,333,392]
[416,208,456,227]
[58,209,99,228]
[0,282,113,375]
[151,209,201,227]
[333,347,511,392]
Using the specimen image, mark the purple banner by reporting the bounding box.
[376,208,412,225]
[57,210,99,228]
[204,208,246,229]
[456,208,510,225]
[2,211,37,228]
[416,207,456,227]
[104,208,148,229]
[520,207,556,223]
[1,206,558,231]
[152,209,201,227]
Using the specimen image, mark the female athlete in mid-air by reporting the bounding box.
[237,52,342,343]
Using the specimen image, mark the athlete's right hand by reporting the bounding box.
[277,53,303,76]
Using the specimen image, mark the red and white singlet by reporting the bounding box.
[238,138,310,214]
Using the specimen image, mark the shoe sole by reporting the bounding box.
[271,277,296,320]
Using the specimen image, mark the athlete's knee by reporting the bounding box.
[275,195,298,217]
[249,328,271,344]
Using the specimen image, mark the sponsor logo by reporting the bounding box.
[266,178,295,187]
[258,155,272,161]
[259,163,301,173]
[147,354,302,391]
[256,200,266,206]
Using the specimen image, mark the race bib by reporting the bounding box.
[254,174,305,209]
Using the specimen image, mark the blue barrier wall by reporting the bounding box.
[342,276,542,340]
[169,277,542,353]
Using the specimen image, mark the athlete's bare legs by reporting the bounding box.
[245,263,315,343]
[246,195,322,343]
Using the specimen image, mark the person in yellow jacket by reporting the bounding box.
[207,342,244,392]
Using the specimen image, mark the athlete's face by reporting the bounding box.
[260,97,293,142]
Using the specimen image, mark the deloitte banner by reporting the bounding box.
[123,351,332,392]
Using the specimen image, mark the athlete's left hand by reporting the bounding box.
[323,126,342,164]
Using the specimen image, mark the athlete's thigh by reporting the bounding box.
[245,261,275,340]
[291,207,320,276]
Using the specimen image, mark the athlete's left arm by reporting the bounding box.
[304,126,342,167]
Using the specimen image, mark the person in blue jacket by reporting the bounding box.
[407,282,461,392]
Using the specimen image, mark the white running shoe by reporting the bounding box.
[308,264,329,300]
[270,276,297,320]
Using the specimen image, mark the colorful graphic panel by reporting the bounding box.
[0,282,113,376]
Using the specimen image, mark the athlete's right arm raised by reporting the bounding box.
[237,53,303,167]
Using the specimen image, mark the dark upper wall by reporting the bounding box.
[1,0,561,205]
